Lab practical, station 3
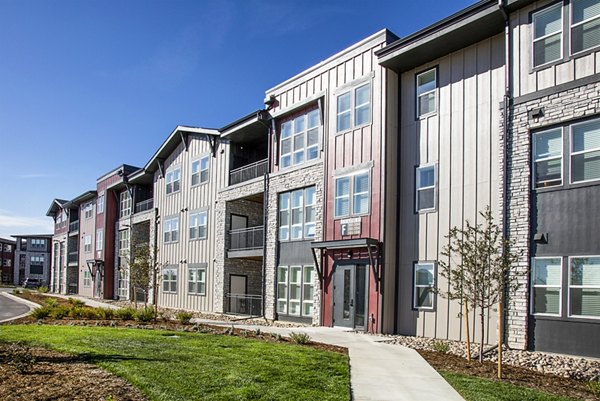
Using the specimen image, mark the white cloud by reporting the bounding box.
[0,210,53,238]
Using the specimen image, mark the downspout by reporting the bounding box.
[318,97,327,328]
[259,111,273,319]
[152,207,159,312]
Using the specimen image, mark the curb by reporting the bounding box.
[0,292,41,323]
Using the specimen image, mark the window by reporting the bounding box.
[84,235,92,253]
[413,262,435,309]
[571,0,600,54]
[532,257,562,316]
[84,202,93,219]
[30,255,44,275]
[533,128,563,188]
[188,265,206,295]
[277,265,315,318]
[83,270,91,287]
[279,186,316,241]
[533,3,563,67]
[416,165,437,212]
[189,211,208,240]
[162,266,177,293]
[118,268,129,299]
[191,156,210,186]
[571,119,600,183]
[166,168,181,195]
[118,229,129,256]
[120,191,131,218]
[416,68,437,117]
[569,256,600,318]
[97,194,105,214]
[163,217,179,243]
[31,239,46,248]
[334,171,370,218]
[96,229,103,252]
[336,82,371,132]
[280,109,320,168]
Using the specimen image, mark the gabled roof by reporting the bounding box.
[97,164,140,183]
[144,125,220,174]
[70,190,97,205]
[46,198,69,217]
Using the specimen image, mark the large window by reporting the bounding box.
[334,171,370,218]
[162,266,177,293]
[336,82,371,132]
[188,264,207,295]
[532,257,562,316]
[96,229,103,252]
[189,211,208,240]
[120,191,131,218]
[118,229,129,256]
[416,68,437,117]
[571,119,600,183]
[84,235,92,253]
[83,270,91,287]
[31,239,46,248]
[569,256,600,318]
[163,217,179,243]
[415,164,437,212]
[571,0,600,54]
[533,128,563,187]
[280,109,320,168]
[84,202,93,219]
[191,156,209,186]
[97,194,105,214]
[279,186,316,241]
[166,168,181,195]
[413,262,435,310]
[30,255,44,275]
[277,265,315,318]
[533,4,563,67]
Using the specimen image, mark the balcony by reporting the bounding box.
[228,226,263,259]
[69,220,79,233]
[226,293,262,316]
[135,199,154,214]
[67,251,78,265]
[229,159,268,186]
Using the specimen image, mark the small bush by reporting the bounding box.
[81,307,100,320]
[30,306,51,319]
[432,341,450,354]
[588,381,600,396]
[44,298,58,307]
[12,289,21,295]
[176,311,193,325]
[114,307,136,321]
[289,332,311,344]
[22,289,31,295]
[49,305,70,319]
[68,306,84,319]
[96,308,115,320]
[6,342,36,373]
[36,286,49,293]
[67,298,86,307]
[135,307,155,322]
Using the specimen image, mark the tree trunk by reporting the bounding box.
[464,301,471,362]
[498,300,503,379]
[479,305,485,363]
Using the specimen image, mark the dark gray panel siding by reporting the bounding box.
[279,241,314,265]
[529,318,600,357]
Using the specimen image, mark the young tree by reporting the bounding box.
[437,206,522,370]
[128,243,155,308]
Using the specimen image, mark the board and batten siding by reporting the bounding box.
[397,34,505,344]
[154,134,229,312]
[78,199,96,298]
[512,0,600,97]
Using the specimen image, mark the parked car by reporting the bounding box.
[22,278,42,289]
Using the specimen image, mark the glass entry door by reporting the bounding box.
[333,264,367,329]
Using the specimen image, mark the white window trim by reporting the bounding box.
[569,120,600,184]
[163,217,180,244]
[97,194,105,214]
[84,235,92,253]
[416,68,438,118]
[570,0,600,56]
[277,264,315,318]
[336,81,372,134]
[532,128,564,189]
[191,155,210,187]
[84,202,94,219]
[568,255,600,319]
[188,265,207,295]
[120,191,132,218]
[96,229,103,252]
[413,262,436,310]
[166,167,181,195]
[280,109,322,169]
[189,210,208,240]
[415,163,438,213]
[531,257,563,317]
[279,187,317,241]
[334,170,371,219]
[162,267,178,294]
[532,3,564,69]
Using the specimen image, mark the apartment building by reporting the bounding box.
[0,237,15,284]
[12,234,52,286]
[47,198,80,294]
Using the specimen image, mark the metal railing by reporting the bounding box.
[229,226,264,251]
[135,199,154,213]
[226,293,263,316]
[67,251,78,264]
[69,220,79,232]
[229,158,268,185]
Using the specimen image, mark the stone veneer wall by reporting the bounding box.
[502,80,600,349]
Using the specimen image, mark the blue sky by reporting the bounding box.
[0,0,475,239]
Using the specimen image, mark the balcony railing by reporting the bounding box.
[135,199,154,214]
[229,226,264,251]
[67,251,78,264]
[226,293,262,316]
[69,220,79,232]
[229,158,268,186]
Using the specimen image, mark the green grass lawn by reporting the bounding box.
[0,325,350,401]
[441,371,580,401]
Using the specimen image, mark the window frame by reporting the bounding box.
[277,264,315,318]
[118,229,130,256]
[96,229,103,252]
[97,194,105,214]
[570,0,600,56]
[188,265,207,295]
[334,170,371,219]
[412,262,436,310]
[531,257,563,317]
[569,119,600,184]
[336,81,372,133]
[84,202,93,219]
[189,210,208,241]
[568,255,600,319]
[83,270,92,287]
[163,216,180,244]
[165,167,181,195]
[119,190,132,218]
[278,186,317,241]
[191,155,210,187]
[532,2,564,69]
[84,235,92,253]
[415,164,438,213]
[162,266,178,294]
[532,127,564,189]
[279,108,321,169]
[415,67,438,119]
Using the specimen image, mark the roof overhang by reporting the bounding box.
[70,190,97,205]
[311,238,380,250]
[220,110,270,144]
[45,198,68,217]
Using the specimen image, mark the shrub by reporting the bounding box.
[432,341,450,354]
[135,307,155,322]
[30,306,51,319]
[37,286,49,293]
[44,298,58,308]
[67,298,86,307]
[68,307,85,319]
[114,307,136,321]
[6,342,36,373]
[11,289,21,295]
[49,305,70,319]
[289,332,311,344]
[588,381,600,396]
[81,307,100,320]
[176,311,193,325]
[96,308,115,320]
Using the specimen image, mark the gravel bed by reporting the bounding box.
[384,335,600,381]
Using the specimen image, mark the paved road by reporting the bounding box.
[0,288,31,322]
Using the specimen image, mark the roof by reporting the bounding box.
[311,238,380,250]
[70,190,97,205]
[144,125,220,173]
[11,234,53,239]
[0,237,16,244]
[97,164,140,183]
[220,110,270,144]
[45,198,69,217]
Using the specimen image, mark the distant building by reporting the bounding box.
[0,238,16,284]
[12,234,52,286]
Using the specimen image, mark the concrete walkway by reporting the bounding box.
[43,293,121,309]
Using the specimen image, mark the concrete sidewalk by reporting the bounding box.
[194,319,464,401]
